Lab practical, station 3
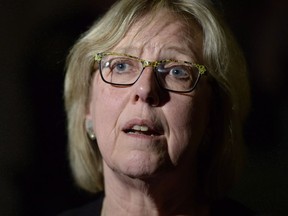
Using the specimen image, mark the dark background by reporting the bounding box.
[0,0,287,215]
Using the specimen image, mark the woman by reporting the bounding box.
[62,0,252,215]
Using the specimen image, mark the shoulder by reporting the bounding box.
[59,194,257,216]
[211,198,256,216]
[58,192,104,216]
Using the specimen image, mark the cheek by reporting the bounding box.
[166,91,211,163]
[89,75,127,153]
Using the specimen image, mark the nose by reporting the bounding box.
[132,67,160,106]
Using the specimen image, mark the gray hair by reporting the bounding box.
[64,0,250,201]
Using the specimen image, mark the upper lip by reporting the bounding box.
[122,118,164,136]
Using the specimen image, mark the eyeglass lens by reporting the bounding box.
[100,54,200,92]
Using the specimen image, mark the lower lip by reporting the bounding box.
[124,131,162,139]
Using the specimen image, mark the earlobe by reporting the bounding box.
[85,118,96,140]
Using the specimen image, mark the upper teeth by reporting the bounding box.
[132,125,149,132]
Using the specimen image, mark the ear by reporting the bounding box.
[85,118,96,140]
[85,97,96,140]
[85,74,98,140]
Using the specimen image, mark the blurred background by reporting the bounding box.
[0,0,287,215]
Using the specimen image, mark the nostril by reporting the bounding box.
[133,86,160,106]
[135,95,140,101]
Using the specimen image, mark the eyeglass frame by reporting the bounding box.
[94,52,207,93]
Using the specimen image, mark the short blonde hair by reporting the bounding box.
[64,0,250,201]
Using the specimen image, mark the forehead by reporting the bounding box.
[113,9,203,59]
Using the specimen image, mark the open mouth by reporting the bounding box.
[123,124,162,137]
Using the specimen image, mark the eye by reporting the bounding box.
[157,63,190,79]
[115,63,127,71]
[110,58,133,73]
[169,66,190,79]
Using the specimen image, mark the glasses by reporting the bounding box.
[94,52,207,93]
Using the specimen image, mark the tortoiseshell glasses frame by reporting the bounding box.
[94,52,207,93]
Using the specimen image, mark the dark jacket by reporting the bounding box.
[59,192,256,216]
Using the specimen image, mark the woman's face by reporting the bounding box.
[87,11,211,179]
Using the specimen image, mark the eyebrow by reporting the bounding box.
[164,46,196,58]
[113,46,196,62]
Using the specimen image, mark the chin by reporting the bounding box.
[114,151,172,179]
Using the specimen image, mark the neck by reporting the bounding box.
[101,163,210,216]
